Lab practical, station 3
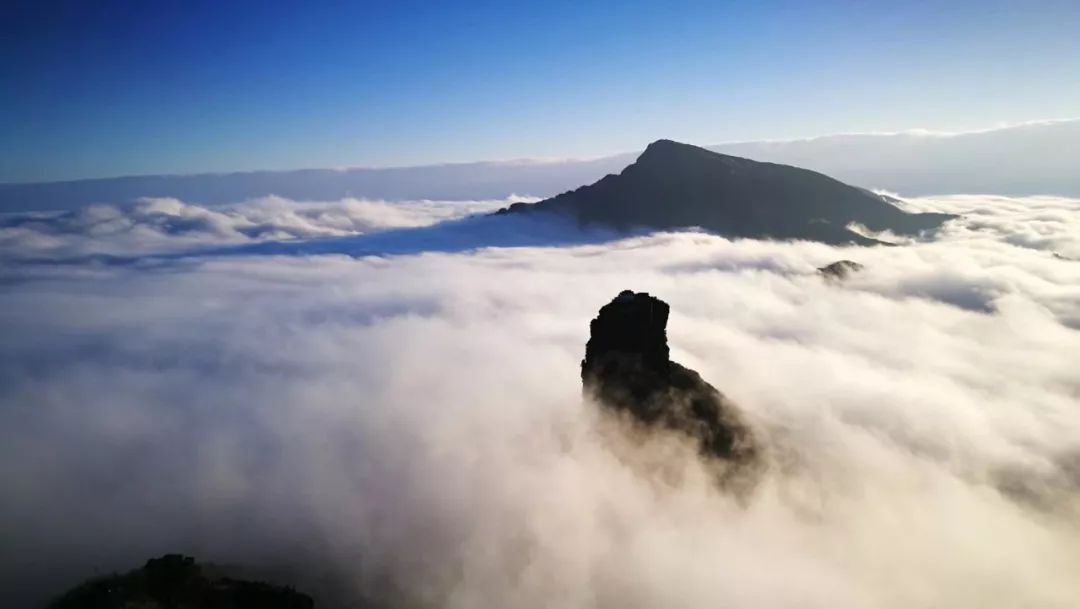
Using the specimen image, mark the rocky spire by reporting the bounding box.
[581,291,759,469]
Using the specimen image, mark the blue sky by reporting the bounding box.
[2,0,1078,183]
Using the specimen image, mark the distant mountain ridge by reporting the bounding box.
[713,119,1080,197]
[0,158,624,212]
[2,120,1077,213]
[498,139,953,245]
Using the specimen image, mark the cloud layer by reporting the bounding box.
[0,195,520,259]
[1,195,1078,608]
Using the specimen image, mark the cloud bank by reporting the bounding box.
[1,195,1079,608]
[0,196,520,259]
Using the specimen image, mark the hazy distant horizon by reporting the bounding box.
[2,118,1074,186]
[3,119,1078,212]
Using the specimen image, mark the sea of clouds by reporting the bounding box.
[0,195,524,260]
[1,194,1078,608]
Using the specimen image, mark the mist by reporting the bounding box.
[1,194,1079,608]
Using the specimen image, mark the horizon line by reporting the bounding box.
[3,117,1076,187]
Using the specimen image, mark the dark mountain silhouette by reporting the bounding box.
[48,554,313,609]
[582,291,760,486]
[499,139,955,245]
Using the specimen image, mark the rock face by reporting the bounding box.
[49,554,314,609]
[582,291,759,468]
[501,139,955,245]
[817,259,864,280]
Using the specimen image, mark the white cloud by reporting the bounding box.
[0,195,525,259]
[0,195,1078,608]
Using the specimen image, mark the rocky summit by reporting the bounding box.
[581,290,759,470]
[817,259,864,280]
[500,139,955,245]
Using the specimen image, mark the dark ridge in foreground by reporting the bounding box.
[499,139,955,245]
[49,554,313,609]
[582,291,760,476]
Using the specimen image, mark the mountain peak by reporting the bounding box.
[499,140,955,245]
[637,139,715,163]
[642,138,682,151]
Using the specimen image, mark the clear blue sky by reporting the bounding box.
[3,0,1078,183]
